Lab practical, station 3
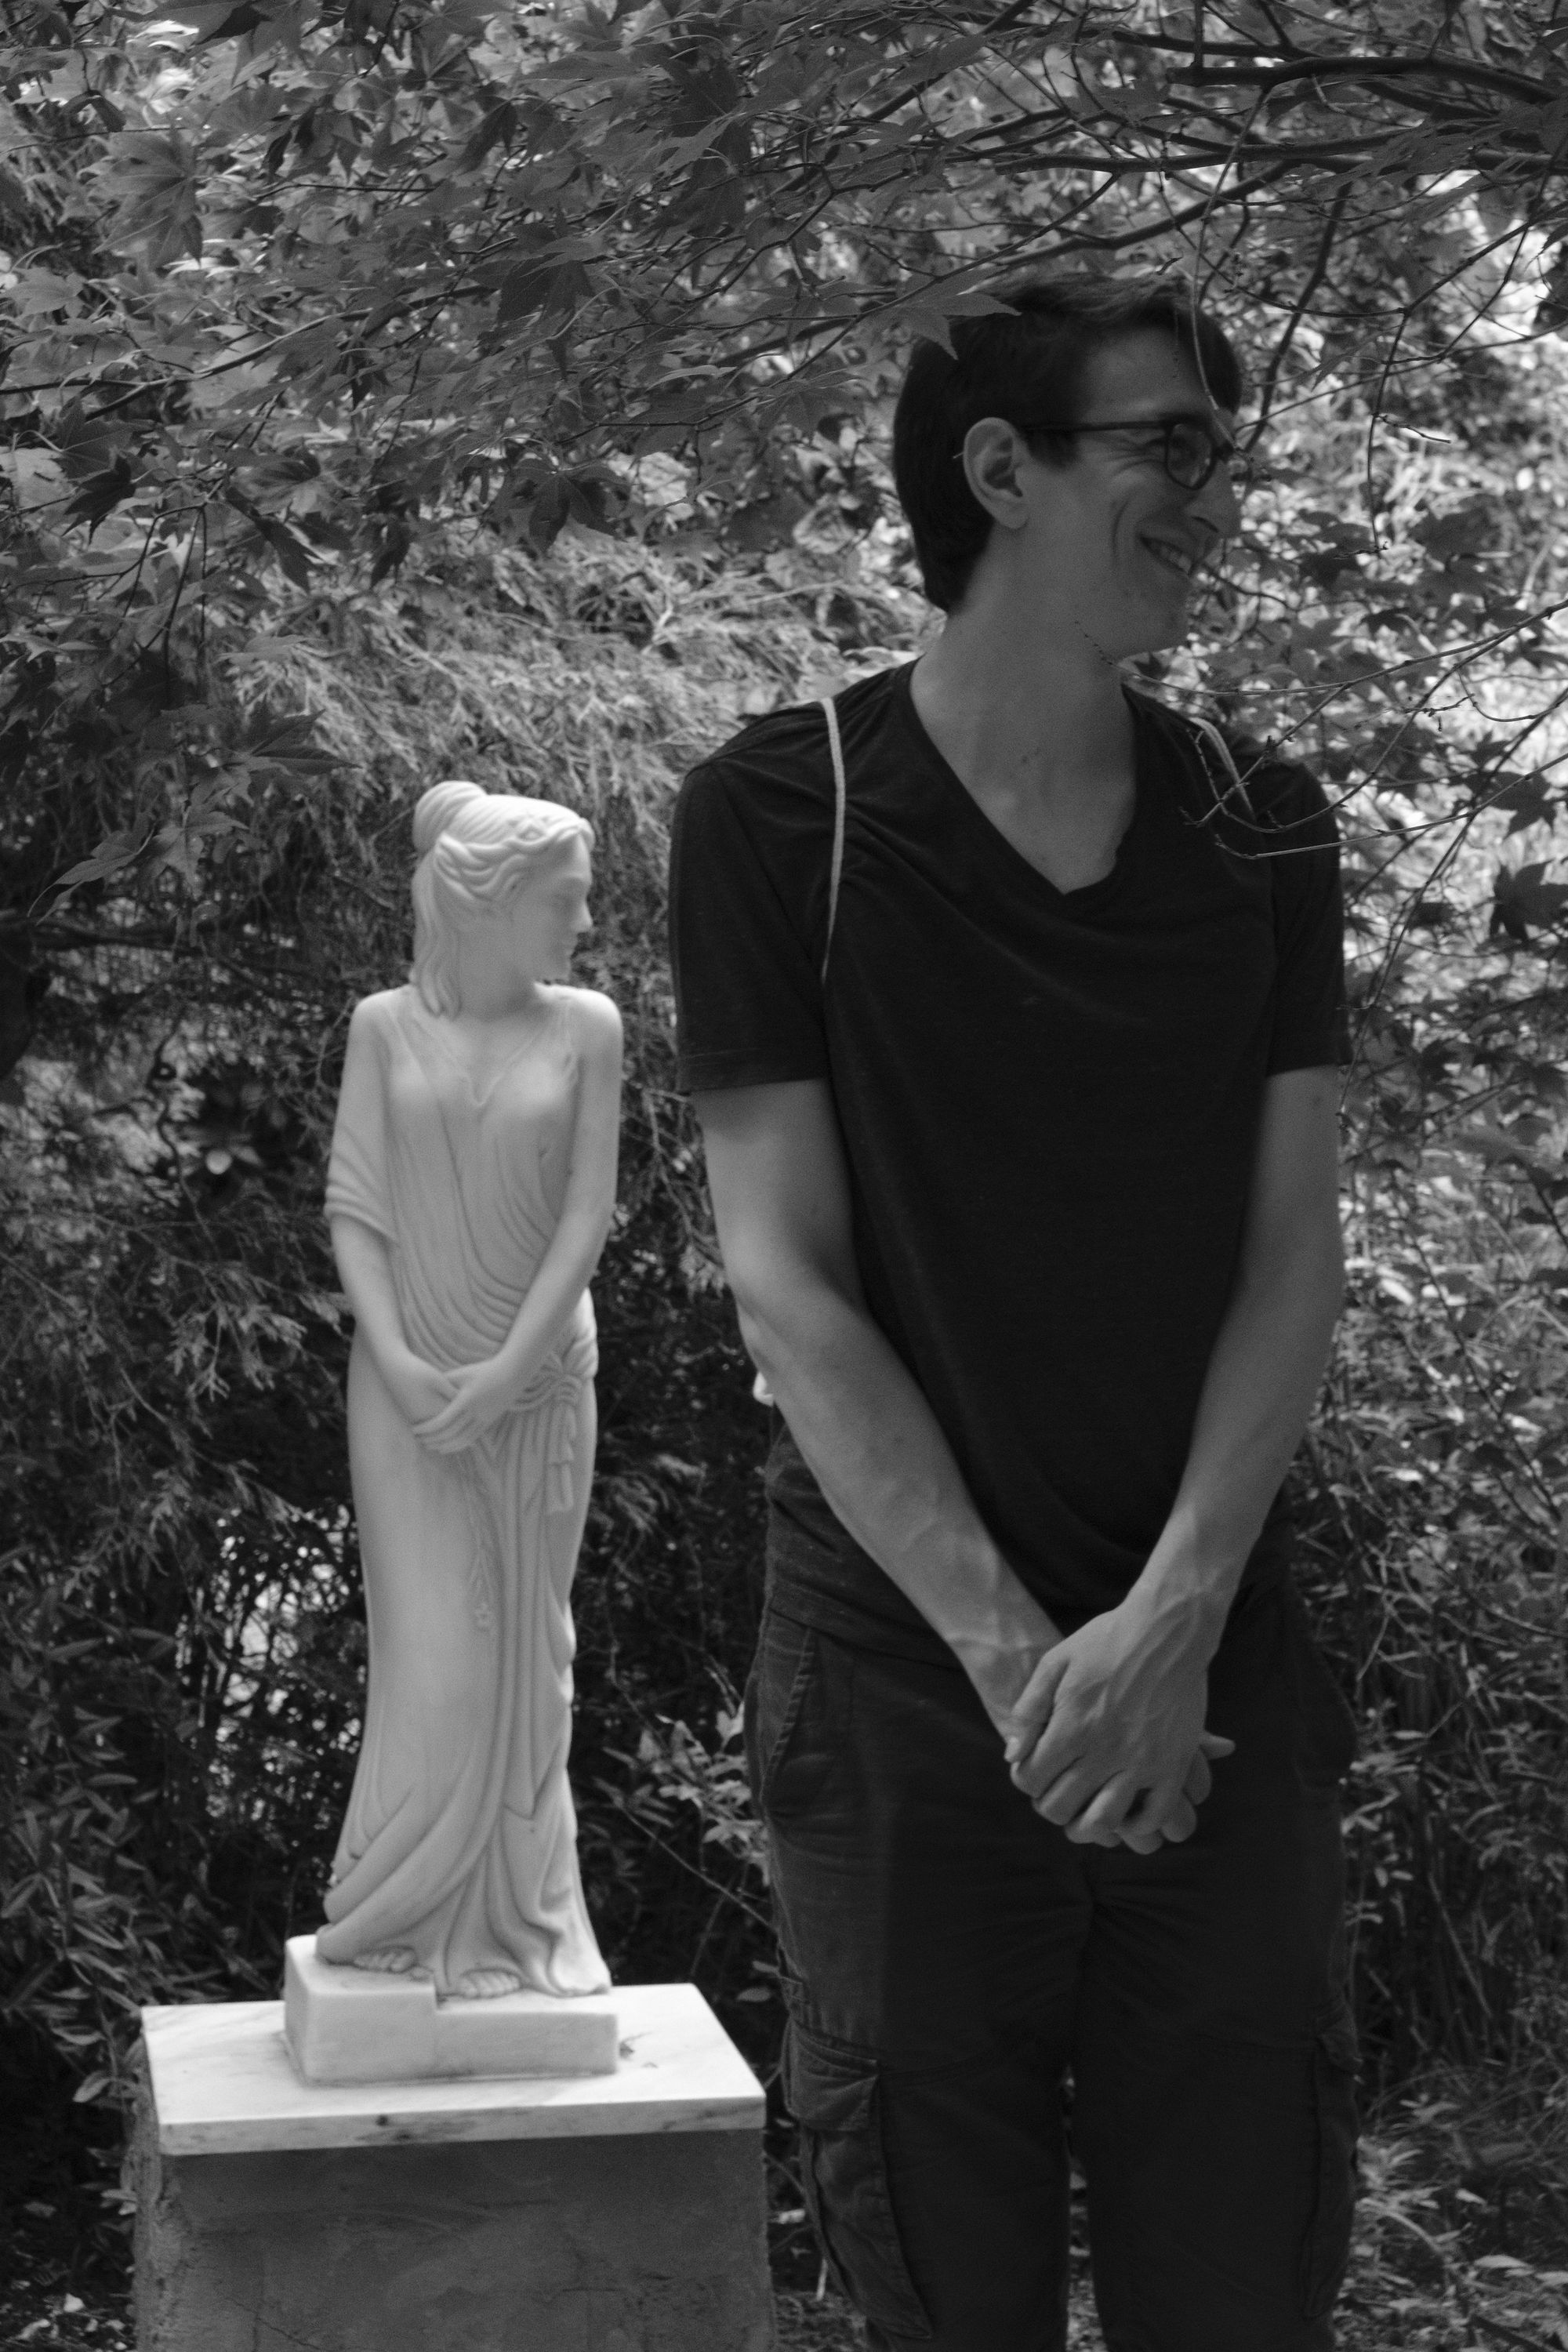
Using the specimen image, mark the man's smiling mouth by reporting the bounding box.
[1143,536,1202,580]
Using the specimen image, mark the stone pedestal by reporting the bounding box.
[131,1984,772,2352]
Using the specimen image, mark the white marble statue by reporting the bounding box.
[319,780,622,2001]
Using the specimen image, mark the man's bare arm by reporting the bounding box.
[1008,1065,1345,1845]
[695,1079,1063,1724]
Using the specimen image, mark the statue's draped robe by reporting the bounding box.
[319,985,608,1996]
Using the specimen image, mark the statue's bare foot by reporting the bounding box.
[351,1946,419,1975]
[453,1967,524,1999]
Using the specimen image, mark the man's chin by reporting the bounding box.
[1133,600,1194,657]
[1099,589,1194,664]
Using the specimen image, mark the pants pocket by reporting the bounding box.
[783,2020,932,2341]
[1300,1993,1359,2321]
[743,1610,838,1820]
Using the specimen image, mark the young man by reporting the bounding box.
[669,277,1358,2352]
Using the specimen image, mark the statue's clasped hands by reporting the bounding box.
[379,1345,521,1455]
[413,1355,525,1454]
[1000,1598,1234,1857]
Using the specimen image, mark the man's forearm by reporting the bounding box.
[1131,1220,1344,1651]
[739,1283,1062,1714]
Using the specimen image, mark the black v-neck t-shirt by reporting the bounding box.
[670,661,1347,1659]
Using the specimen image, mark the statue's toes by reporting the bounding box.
[351,1945,418,1974]
[454,1967,524,1999]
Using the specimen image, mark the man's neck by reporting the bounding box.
[908,576,1145,893]
[911,589,1135,808]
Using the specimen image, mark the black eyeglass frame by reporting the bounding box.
[955,415,1246,492]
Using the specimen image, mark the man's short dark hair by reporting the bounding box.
[892,273,1245,613]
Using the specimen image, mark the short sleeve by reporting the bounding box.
[325,996,396,1239]
[670,757,829,1093]
[1259,764,1350,1074]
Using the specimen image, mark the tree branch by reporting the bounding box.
[1169,51,1547,107]
[1247,184,1350,446]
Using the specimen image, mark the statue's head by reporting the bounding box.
[409,781,596,1016]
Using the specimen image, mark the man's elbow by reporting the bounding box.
[1319,1245,1346,1333]
[727,1259,791,1373]
[1317,1197,1346,1294]
[733,1296,779,1385]
[1301,1213,1345,1331]
[1243,1204,1344,1320]
[724,1249,845,1388]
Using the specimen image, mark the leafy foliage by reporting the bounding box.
[5,0,1568,2297]
[9,2,1568,808]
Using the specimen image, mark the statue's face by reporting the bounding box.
[495,834,593,984]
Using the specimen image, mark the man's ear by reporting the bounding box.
[960,418,1033,534]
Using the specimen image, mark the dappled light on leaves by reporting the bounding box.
[5,4,1568,2307]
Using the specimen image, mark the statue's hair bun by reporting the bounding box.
[412,779,486,854]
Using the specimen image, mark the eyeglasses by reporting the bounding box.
[975,416,1248,492]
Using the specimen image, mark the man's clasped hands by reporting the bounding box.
[997,1579,1233,1857]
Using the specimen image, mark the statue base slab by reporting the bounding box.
[283,1933,620,2083]
[131,1984,770,2351]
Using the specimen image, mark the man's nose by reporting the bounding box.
[1189,463,1242,539]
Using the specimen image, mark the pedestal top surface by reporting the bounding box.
[141,1981,765,2156]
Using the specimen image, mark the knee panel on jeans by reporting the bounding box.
[783,2018,932,2342]
[1082,1998,1360,2352]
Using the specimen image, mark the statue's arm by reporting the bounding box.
[328,999,455,1429]
[331,1214,455,1428]
[412,990,622,1453]
[501,988,622,1374]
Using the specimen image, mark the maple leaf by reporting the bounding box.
[103,130,204,267]
[64,457,140,533]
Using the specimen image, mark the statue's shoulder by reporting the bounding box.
[350,983,412,1023]
[346,985,414,1047]
[554,984,622,1055]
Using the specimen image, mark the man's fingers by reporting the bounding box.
[1000,1653,1073,1764]
[1181,1730,1235,1808]
[1014,1741,1090,1803]
[1014,1723,1234,1800]
[1127,1778,1200,1846]
[1116,1819,1165,1857]
[1061,1769,1144,1846]
[1031,1762,1107,1826]
[1011,1704,1107,1796]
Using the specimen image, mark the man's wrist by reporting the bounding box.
[1125,1515,1243,1661]
[932,1546,1064,1715]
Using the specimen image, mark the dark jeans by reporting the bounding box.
[746,1575,1359,2352]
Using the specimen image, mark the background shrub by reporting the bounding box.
[4,528,1568,2274]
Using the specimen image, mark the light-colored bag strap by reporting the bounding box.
[819,693,847,985]
[1185,709,1254,819]
[1123,683,1254,822]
